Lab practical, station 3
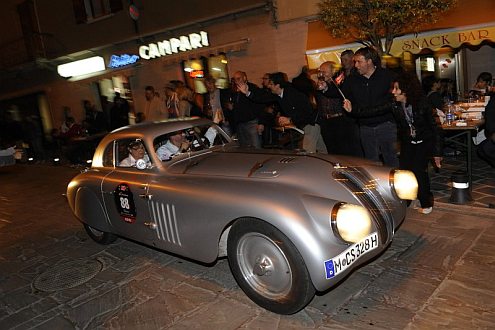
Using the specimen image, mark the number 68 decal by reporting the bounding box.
[114,183,137,223]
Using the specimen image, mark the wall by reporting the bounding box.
[465,45,495,89]
[33,0,268,58]
[127,13,308,115]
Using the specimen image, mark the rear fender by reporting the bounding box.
[75,187,111,232]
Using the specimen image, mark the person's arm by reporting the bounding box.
[204,127,218,146]
[156,144,172,161]
[286,90,315,127]
[238,82,278,104]
[344,100,396,118]
[119,157,132,167]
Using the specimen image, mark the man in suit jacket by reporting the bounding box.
[237,72,326,153]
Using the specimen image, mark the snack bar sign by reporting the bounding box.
[139,31,209,60]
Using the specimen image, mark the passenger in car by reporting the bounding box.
[120,140,150,167]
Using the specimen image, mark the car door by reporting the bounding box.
[101,138,157,244]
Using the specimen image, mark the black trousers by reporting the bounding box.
[320,115,363,157]
[399,140,434,208]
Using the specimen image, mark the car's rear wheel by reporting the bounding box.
[83,224,117,245]
[227,218,315,314]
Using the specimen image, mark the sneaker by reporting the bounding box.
[418,207,433,214]
[410,199,420,209]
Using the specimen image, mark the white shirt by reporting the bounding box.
[145,95,167,121]
[120,154,150,167]
[156,140,180,161]
[156,127,218,161]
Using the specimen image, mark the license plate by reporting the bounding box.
[324,233,379,279]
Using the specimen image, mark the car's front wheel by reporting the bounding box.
[227,218,315,314]
[83,224,117,245]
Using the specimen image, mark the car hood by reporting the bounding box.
[167,148,375,179]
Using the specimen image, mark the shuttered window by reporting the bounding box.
[73,0,123,24]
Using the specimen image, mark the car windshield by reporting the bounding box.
[154,123,229,161]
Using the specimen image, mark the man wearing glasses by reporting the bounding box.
[120,140,150,167]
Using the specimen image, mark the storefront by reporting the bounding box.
[53,29,251,124]
[306,22,495,93]
[305,0,495,94]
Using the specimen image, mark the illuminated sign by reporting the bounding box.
[139,31,209,60]
[57,56,105,78]
[108,54,140,68]
[190,70,204,78]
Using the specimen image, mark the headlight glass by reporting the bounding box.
[391,170,418,200]
[331,203,373,244]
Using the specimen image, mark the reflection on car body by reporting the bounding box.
[66,117,418,314]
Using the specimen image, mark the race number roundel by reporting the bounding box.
[114,183,137,223]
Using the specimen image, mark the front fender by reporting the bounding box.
[282,194,390,292]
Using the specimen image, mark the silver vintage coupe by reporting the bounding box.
[66,118,417,314]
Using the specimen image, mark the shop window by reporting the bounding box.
[73,0,123,24]
[207,54,230,89]
[182,54,230,93]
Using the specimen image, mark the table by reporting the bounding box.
[442,119,484,189]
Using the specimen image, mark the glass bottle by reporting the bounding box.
[445,101,455,126]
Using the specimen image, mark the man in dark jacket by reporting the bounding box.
[342,47,398,166]
[228,71,265,148]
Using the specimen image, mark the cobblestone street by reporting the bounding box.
[1,164,495,329]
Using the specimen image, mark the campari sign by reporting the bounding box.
[138,31,209,60]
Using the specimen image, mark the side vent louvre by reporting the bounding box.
[149,202,182,246]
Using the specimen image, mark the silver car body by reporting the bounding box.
[67,118,407,293]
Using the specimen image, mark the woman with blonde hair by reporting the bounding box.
[176,86,194,118]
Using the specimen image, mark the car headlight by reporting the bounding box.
[390,169,418,200]
[331,203,373,244]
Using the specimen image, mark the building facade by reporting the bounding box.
[0,0,309,139]
[1,0,494,147]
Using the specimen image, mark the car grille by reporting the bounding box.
[333,167,394,244]
[149,202,182,245]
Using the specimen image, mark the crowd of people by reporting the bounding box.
[2,46,493,214]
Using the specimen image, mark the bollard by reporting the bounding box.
[449,171,472,204]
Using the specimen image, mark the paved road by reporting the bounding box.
[1,164,495,329]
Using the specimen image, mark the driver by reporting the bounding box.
[120,140,151,167]
[156,125,220,161]
[156,130,190,161]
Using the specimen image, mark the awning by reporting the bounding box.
[306,43,361,69]
[161,38,250,66]
[306,22,495,69]
[389,23,495,56]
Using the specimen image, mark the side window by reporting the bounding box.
[153,124,227,162]
[116,139,151,168]
[102,141,115,167]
